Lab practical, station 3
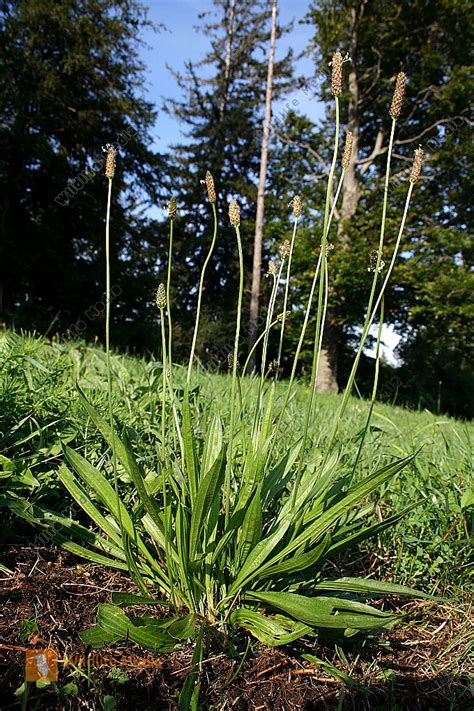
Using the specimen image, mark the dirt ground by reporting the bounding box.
[1,546,472,710]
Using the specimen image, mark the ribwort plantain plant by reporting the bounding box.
[18,54,431,704]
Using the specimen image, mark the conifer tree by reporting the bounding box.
[0,0,164,349]
[164,0,293,365]
[270,0,473,415]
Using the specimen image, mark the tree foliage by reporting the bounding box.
[0,0,164,349]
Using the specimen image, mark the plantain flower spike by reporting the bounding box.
[204,171,217,203]
[289,194,302,218]
[104,144,117,179]
[155,283,167,310]
[331,51,343,96]
[410,147,424,184]
[268,261,277,277]
[279,240,291,259]
[390,72,407,119]
[168,196,177,219]
[342,131,353,169]
[229,199,240,227]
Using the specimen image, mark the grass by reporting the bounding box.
[1,328,471,592]
[1,329,472,709]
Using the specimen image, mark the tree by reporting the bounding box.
[163,0,293,366]
[272,0,472,413]
[0,0,164,350]
[248,0,278,372]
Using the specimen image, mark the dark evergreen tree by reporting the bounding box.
[268,0,473,415]
[0,0,166,350]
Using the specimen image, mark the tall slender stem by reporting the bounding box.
[166,218,174,382]
[187,203,218,386]
[261,262,283,385]
[272,171,345,452]
[292,97,340,500]
[329,118,398,441]
[158,303,176,604]
[105,178,124,541]
[328,181,414,452]
[224,224,244,525]
[277,216,298,371]
[160,309,168,463]
[352,293,384,476]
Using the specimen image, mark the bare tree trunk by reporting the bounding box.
[247,0,278,372]
[318,3,363,393]
[219,0,236,119]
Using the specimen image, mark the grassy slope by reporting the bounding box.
[0,329,472,592]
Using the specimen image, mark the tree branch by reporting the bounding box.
[273,128,328,171]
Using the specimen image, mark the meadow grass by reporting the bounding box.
[1,329,471,594]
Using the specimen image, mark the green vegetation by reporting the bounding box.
[1,329,471,593]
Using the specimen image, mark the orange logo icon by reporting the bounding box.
[25,649,58,682]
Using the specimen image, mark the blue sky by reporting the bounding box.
[137,1,401,361]
[138,0,322,151]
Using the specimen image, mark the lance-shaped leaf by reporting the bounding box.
[245,591,399,630]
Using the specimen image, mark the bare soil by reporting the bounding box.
[0,546,472,710]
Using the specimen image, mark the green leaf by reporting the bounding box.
[262,441,302,506]
[76,388,163,529]
[229,519,291,594]
[96,604,130,637]
[127,621,178,652]
[111,592,170,607]
[327,503,419,556]
[60,540,129,571]
[58,464,122,547]
[231,608,311,646]
[312,577,433,599]
[93,604,179,652]
[264,455,416,570]
[259,533,330,580]
[202,414,223,475]
[168,614,197,640]
[245,591,399,630]
[182,387,198,504]
[188,447,225,561]
[78,626,121,648]
[62,445,135,539]
[238,485,262,564]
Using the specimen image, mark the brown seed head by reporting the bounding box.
[229,199,240,227]
[268,261,277,277]
[390,72,406,119]
[410,147,424,184]
[168,196,177,219]
[368,249,385,273]
[205,171,216,203]
[331,51,343,96]
[227,353,240,372]
[155,283,166,310]
[290,194,302,218]
[279,240,291,259]
[104,144,117,179]
[342,131,353,169]
[268,359,279,374]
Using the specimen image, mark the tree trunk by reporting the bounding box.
[316,316,339,393]
[247,0,278,373]
[318,4,363,393]
[219,0,236,120]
